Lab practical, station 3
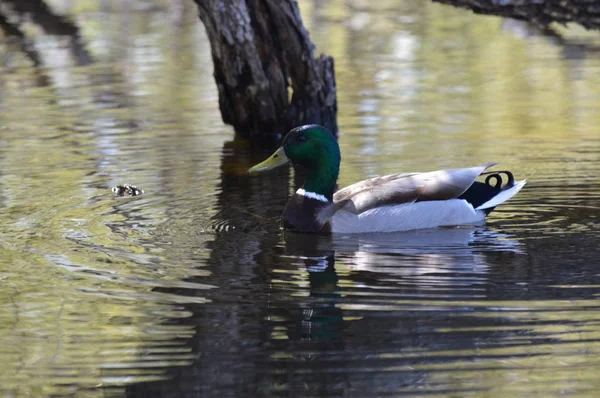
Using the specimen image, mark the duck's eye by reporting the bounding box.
[296,135,307,143]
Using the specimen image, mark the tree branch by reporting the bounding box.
[433,0,600,30]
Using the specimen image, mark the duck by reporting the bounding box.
[248,125,526,234]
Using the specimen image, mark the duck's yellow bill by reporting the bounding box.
[248,147,290,174]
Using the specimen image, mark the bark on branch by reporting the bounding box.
[433,0,600,30]
[195,0,337,138]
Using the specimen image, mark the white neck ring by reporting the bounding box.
[296,188,329,203]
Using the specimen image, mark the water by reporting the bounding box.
[1,0,600,396]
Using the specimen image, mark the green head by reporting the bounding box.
[248,125,341,200]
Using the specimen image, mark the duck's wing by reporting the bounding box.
[332,163,497,214]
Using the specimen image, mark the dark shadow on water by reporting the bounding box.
[0,0,93,66]
[500,18,600,61]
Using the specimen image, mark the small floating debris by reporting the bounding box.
[111,184,144,197]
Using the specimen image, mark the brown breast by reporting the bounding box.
[282,194,331,234]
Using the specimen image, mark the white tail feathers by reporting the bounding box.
[475,180,527,211]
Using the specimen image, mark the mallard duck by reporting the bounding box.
[248,125,526,234]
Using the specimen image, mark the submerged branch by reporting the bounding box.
[195,0,338,138]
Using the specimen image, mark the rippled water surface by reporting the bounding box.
[1,0,600,397]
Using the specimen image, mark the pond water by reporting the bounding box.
[1,0,600,396]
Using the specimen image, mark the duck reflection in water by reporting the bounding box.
[331,227,523,278]
[278,226,524,344]
[281,233,344,343]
